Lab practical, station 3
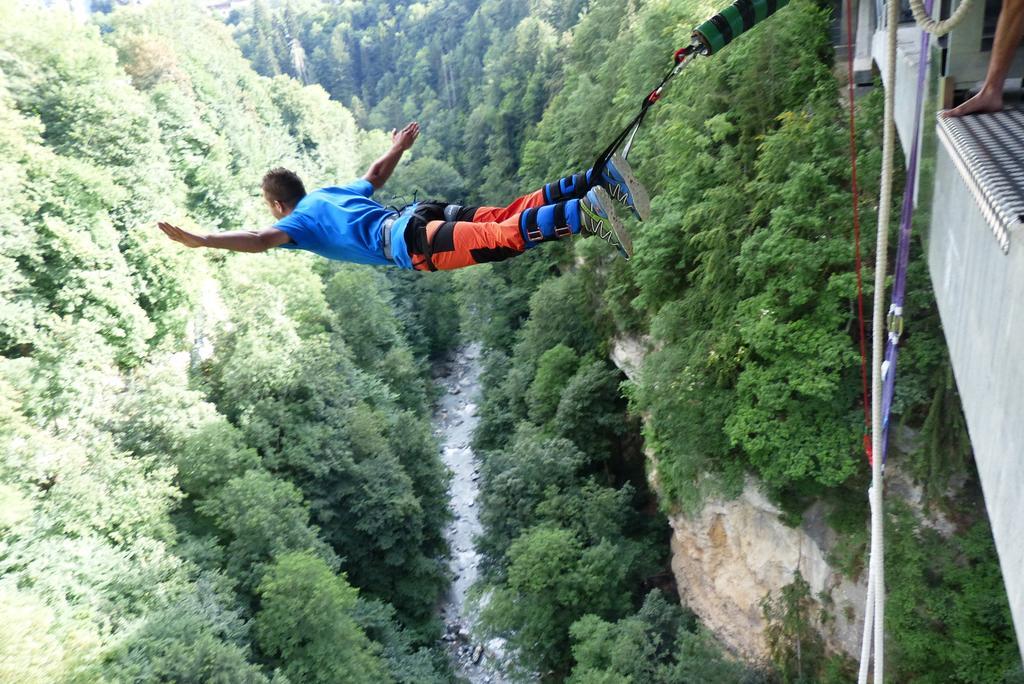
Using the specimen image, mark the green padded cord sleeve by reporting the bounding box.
[692,0,791,55]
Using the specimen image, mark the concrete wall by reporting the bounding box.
[927,141,1024,661]
[873,25,930,160]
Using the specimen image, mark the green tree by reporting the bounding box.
[477,430,587,562]
[198,469,338,593]
[353,598,454,684]
[100,588,268,684]
[761,572,827,683]
[568,590,753,683]
[553,358,630,460]
[527,343,580,424]
[255,552,389,684]
[886,502,1022,682]
[483,525,635,674]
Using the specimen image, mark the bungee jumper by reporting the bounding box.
[159,122,647,268]
[159,0,792,269]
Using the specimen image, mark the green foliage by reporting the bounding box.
[0,583,74,682]
[100,589,268,684]
[475,337,653,674]
[472,351,528,450]
[387,269,461,360]
[255,552,389,684]
[516,271,605,364]
[477,428,588,563]
[234,0,563,206]
[204,305,448,625]
[553,357,633,460]
[723,109,864,490]
[325,266,402,365]
[631,320,744,512]
[353,598,455,684]
[198,469,338,593]
[568,591,753,684]
[760,572,829,683]
[1,2,453,679]
[111,363,261,498]
[1,355,265,684]
[886,501,1022,682]
[482,525,636,674]
[527,343,580,423]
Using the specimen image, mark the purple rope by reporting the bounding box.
[880,4,933,464]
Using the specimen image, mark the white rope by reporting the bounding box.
[857,0,972,676]
[858,490,877,684]
[909,0,975,36]
[858,0,969,677]
[860,0,901,677]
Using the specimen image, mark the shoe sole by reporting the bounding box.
[609,153,651,221]
[591,186,633,260]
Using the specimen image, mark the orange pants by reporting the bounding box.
[409,189,549,271]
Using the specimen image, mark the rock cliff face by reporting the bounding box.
[611,335,868,661]
[665,479,867,660]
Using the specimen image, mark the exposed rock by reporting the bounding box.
[609,339,870,663]
[666,475,868,660]
[472,644,484,664]
[609,334,651,383]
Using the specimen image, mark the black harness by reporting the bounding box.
[400,201,477,271]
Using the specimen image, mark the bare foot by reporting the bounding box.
[942,88,1004,118]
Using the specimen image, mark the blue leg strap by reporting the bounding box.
[520,200,581,249]
[542,169,594,204]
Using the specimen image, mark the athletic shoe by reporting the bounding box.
[599,153,650,221]
[580,187,633,260]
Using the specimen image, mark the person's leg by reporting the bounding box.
[467,156,649,224]
[410,216,531,271]
[465,170,595,224]
[945,0,1024,117]
[409,189,631,271]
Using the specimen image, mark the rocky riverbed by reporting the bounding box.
[434,343,516,684]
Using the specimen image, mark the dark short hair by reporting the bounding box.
[261,168,307,208]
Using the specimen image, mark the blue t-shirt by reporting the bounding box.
[275,179,413,270]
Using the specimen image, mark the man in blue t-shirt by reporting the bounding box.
[159,121,649,269]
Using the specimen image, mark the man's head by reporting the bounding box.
[262,168,307,220]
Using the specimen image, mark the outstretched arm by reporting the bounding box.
[363,121,420,190]
[158,222,291,252]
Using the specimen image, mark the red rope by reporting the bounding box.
[845,0,872,463]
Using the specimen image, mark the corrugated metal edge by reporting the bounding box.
[936,115,1019,255]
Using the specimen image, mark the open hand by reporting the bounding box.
[391,122,420,151]
[158,221,207,248]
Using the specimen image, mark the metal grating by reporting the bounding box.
[936,106,1024,254]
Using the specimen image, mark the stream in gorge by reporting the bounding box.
[433,343,518,684]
